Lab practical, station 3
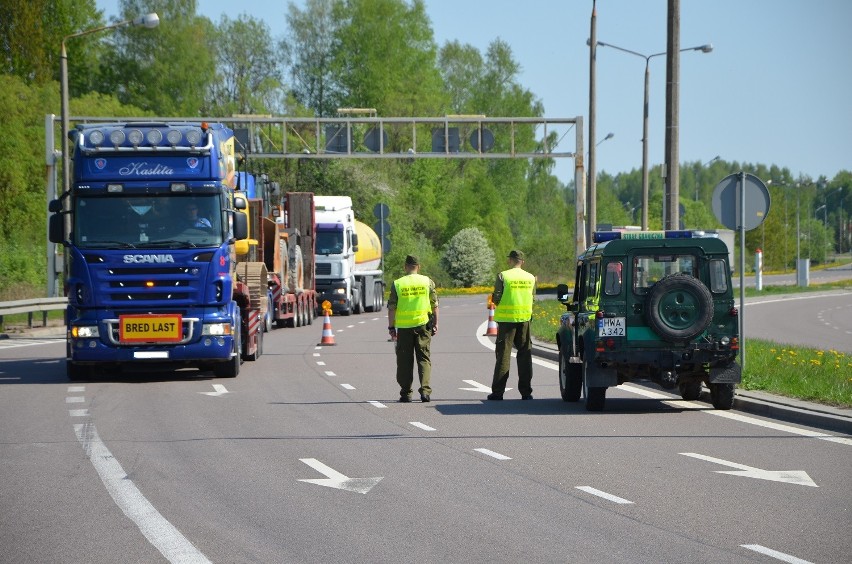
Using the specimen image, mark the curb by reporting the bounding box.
[531,341,852,435]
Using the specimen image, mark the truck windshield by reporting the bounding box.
[74,194,223,248]
[316,229,344,254]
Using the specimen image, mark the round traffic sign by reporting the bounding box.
[711,173,771,231]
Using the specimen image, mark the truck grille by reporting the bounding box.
[316,263,331,275]
[94,265,204,306]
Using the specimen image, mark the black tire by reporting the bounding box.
[645,273,713,342]
[582,358,606,411]
[264,291,274,332]
[710,383,735,410]
[679,380,703,401]
[67,361,89,381]
[213,317,241,378]
[558,349,582,402]
[353,285,364,315]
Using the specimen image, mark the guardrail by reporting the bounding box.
[0,297,67,328]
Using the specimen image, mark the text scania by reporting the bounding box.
[124,254,176,264]
[119,162,175,176]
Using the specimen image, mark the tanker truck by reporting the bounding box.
[314,196,384,315]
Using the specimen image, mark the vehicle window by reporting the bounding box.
[587,261,599,301]
[709,259,728,293]
[604,261,623,295]
[572,262,586,302]
[633,254,697,295]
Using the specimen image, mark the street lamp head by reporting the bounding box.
[133,13,160,29]
[697,43,713,53]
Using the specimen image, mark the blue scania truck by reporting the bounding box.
[48,121,264,379]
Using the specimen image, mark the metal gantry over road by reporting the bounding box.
[46,114,590,255]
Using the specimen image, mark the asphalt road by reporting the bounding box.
[1,296,850,563]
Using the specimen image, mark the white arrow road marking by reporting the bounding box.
[199,384,229,397]
[575,486,634,505]
[680,452,818,487]
[474,448,511,460]
[459,380,512,393]
[298,458,383,494]
[740,544,814,564]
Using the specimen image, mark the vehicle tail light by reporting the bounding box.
[730,337,739,350]
[595,340,605,352]
[729,307,738,317]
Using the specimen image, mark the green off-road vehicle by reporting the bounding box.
[555,230,740,411]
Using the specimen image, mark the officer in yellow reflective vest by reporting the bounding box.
[488,250,536,400]
[387,255,439,402]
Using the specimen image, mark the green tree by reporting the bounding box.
[332,0,447,119]
[441,227,495,287]
[210,14,285,115]
[98,0,216,115]
[283,0,344,117]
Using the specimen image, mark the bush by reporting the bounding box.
[441,227,495,287]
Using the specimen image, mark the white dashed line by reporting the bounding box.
[410,422,436,431]
[368,401,387,408]
[341,384,355,390]
[68,386,85,392]
[316,361,326,366]
[325,371,336,377]
[66,397,85,403]
[69,409,89,417]
[740,544,813,563]
[474,448,511,460]
[576,486,634,504]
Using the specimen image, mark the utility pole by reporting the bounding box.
[664,0,681,230]
[587,0,598,244]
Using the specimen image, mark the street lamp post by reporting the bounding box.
[60,13,159,196]
[595,40,712,230]
[697,155,720,201]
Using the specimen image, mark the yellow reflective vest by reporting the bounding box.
[393,273,432,328]
[494,268,535,322]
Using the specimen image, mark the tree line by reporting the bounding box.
[1,0,849,300]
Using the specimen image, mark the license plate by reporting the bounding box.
[598,317,625,337]
[119,314,183,343]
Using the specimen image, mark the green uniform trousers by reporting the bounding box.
[490,320,533,397]
[395,325,432,398]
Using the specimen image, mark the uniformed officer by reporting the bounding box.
[488,250,537,400]
[387,255,439,402]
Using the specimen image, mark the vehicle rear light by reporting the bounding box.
[605,338,616,349]
[596,310,604,319]
[729,307,738,317]
[595,340,605,352]
[730,337,739,350]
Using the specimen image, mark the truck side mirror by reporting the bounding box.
[351,232,359,253]
[233,196,247,210]
[49,199,62,213]
[232,211,248,240]
[48,213,65,244]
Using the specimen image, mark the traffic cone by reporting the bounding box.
[317,309,336,346]
[483,304,498,336]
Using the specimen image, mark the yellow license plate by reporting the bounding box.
[119,314,183,343]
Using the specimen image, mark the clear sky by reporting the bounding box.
[96,0,851,186]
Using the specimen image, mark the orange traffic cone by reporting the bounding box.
[317,307,336,346]
[483,304,498,336]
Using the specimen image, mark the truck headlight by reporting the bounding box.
[71,326,99,338]
[203,323,232,336]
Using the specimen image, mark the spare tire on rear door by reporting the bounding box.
[644,273,713,342]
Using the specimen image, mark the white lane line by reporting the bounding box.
[529,349,851,445]
[740,544,813,563]
[68,386,85,392]
[368,401,387,408]
[410,422,436,431]
[575,486,634,505]
[324,371,336,377]
[474,448,511,460]
[341,384,355,390]
[66,396,85,403]
[313,353,321,357]
[708,410,852,445]
[73,423,211,563]
[69,409,89,417]
[0,377,21,380]
[316,361,326,366]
